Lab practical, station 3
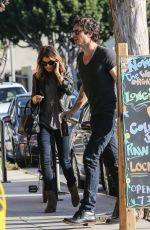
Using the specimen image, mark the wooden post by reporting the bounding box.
[116,43,136,230]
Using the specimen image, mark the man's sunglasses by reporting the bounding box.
[40,60,55,66]
[71,29,83,36]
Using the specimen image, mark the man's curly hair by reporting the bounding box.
[72,16,100,43]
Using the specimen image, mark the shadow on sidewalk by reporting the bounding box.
[4,179,117,230]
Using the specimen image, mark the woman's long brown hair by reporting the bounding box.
[36,46,65,79]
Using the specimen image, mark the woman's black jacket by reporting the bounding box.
[32,72,74,112]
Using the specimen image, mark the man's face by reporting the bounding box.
[72,24,91,47]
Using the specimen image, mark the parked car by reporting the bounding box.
[71,103,117,196]
[0,81,27,117]
[0,81,27,151]
[3,93,39,167]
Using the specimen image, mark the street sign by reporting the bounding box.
[120,56,150,208]
[0,182,6,230]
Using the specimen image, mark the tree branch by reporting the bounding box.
[15,24,41,51]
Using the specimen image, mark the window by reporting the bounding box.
[17,98,30,116]
[0,87,26,103]
[81,105,90,123]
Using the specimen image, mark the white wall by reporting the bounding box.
[5,37,115,73]
[5,43,38,72]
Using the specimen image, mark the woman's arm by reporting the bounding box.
[58,69,74,95]
[31,74,44,105]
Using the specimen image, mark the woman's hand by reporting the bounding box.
[32,95,44,104]
[54,61,60,76]
[54,61,64,84]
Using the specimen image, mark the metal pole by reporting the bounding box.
[10,41,15,82]
[0,119,8,182]
[56,163,60,192]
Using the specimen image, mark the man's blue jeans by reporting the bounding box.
[80,111,118,211]
[37,125,76,191]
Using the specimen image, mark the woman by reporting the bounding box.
[31,46,79,213]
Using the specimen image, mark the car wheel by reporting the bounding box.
[15,143,29,168]
[100,159,116,197]
[72,153,84,189]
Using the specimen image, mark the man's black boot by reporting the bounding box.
[111,198,119,219]
[68,183,80,207]
[45,191,57,213]
[63,209,96,225]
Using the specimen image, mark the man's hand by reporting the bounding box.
[32,95,44,104]
[61,110,74,122]
[61,84,87,122]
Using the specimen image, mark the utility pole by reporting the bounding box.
[10,41,15,82]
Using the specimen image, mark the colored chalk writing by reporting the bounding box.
[121,56,150,208]
[0,182,6,230]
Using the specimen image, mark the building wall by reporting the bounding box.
[5,44,38,72]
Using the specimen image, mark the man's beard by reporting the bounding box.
[69,37,75,45]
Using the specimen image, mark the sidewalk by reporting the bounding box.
[1,168,150,230]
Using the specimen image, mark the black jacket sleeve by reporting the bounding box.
[58,68,74,95]
[32,74,40,97]
[31,74,40,107]
[58,67,74,111]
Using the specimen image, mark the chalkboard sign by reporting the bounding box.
[120,56,150,208]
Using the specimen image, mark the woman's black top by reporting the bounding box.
[32,72,73,130]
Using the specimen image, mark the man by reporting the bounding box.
[63,16,119,225]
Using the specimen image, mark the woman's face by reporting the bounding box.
[40,56,56,73]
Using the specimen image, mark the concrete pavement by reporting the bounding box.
[0,167,150,230]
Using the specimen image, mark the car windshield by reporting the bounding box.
[0,87,26,103]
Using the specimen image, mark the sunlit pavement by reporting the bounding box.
[1,168,150,230]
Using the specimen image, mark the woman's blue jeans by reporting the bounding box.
[37,125,76,191]
[80,111,118,211]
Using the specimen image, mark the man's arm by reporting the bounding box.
[109,66,117,81]
[63,84,87,119]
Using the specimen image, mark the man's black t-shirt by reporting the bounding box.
[77,46,116,115]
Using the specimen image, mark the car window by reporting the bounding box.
[82,107,90,122]
[0,87,26,103]
[80,104,90,123]
[10,104,16,124]
[8,99,15,116]
[70,89,78,106]
[17,98,31,116]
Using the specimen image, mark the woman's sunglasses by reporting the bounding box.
[40,60,55,66]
